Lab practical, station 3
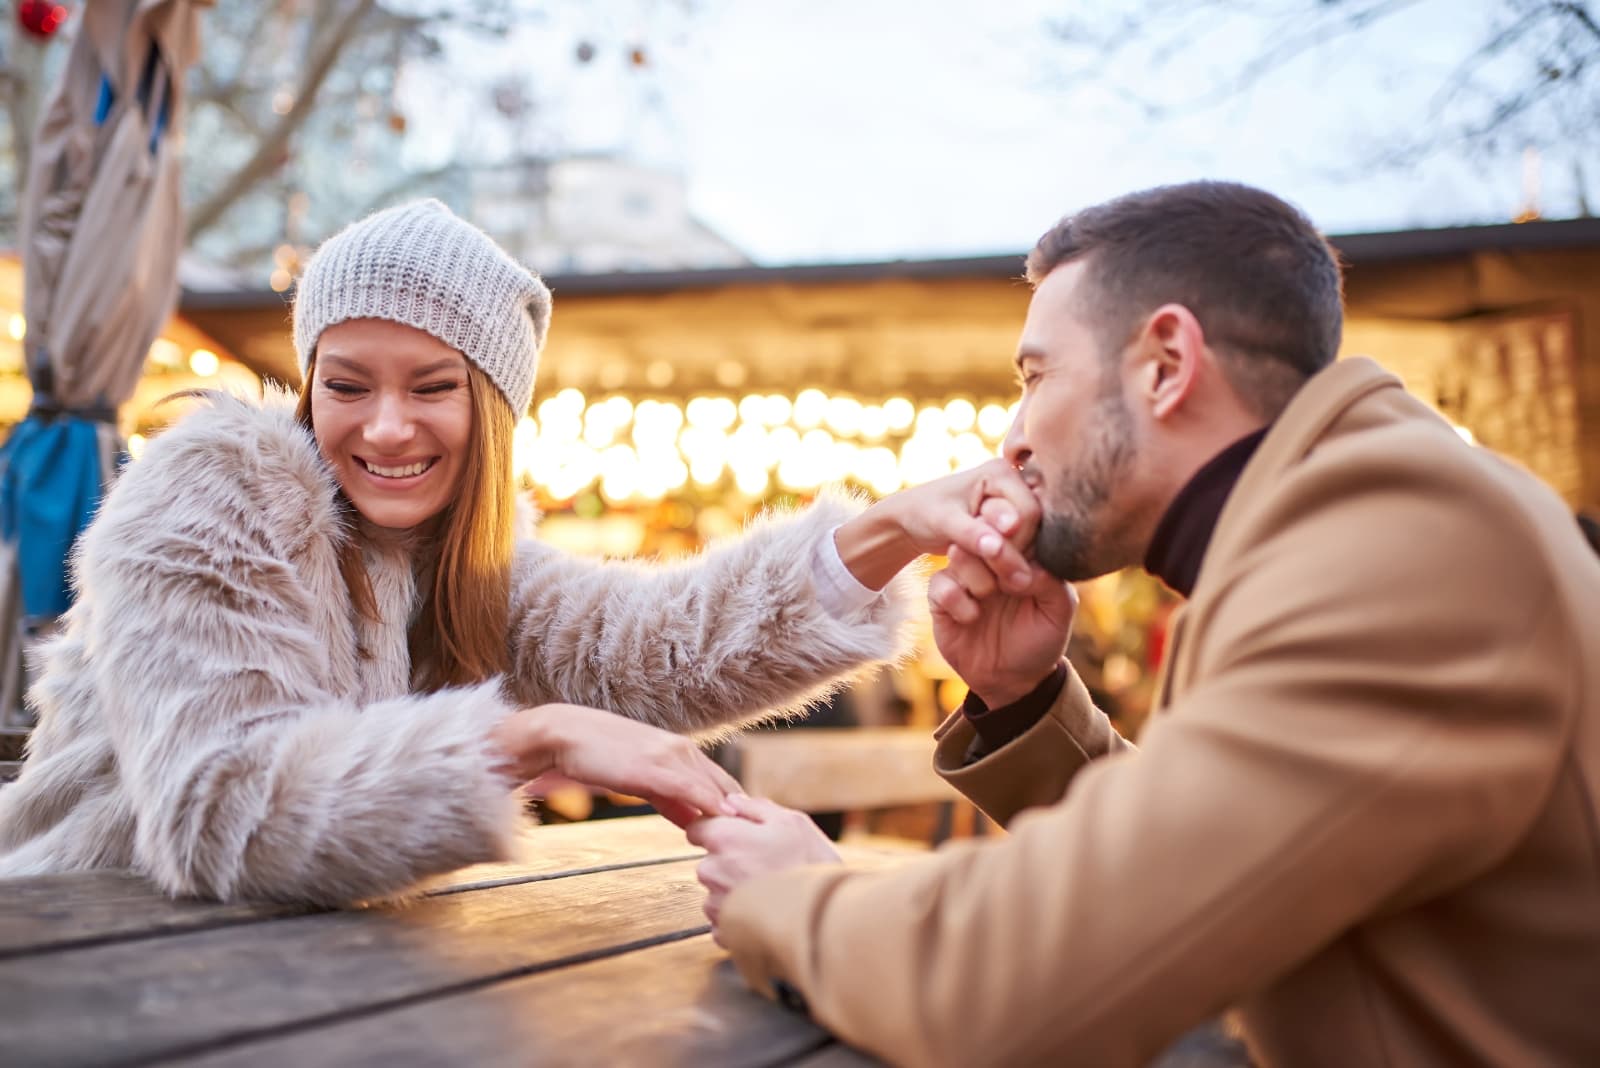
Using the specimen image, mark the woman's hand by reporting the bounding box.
[833,458,1041,592]
[492,703,745,827]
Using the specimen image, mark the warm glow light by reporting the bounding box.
[517,388,1019,502]
[6,314,24,342]
[188,349,220,377]
[512,418,539,482]
[269,268,292,292]
[977,403,1010,440]
[148,338,182,367]
[852,446,901,496]
[883,397,914,432]
[734,466,770,496]
[738,394,765,425]
[953,432,994,469]
[686,395,737,431]
[1455,425,1477,446]
[793,388,827,429]
[944,398,977,432]
[825,396,862,436]
[126,433,146,461]
[603,395,634,425]
[858,404,889,441]
[761,394,792,426]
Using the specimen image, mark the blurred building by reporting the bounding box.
[466,154,751,276]
[8,216,1597,734]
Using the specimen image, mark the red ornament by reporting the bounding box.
[17,2,69,38]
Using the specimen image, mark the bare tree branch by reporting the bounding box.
[1046,0,1599,211]
[185,0,378,242]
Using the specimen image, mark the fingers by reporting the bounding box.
[928,568,982,625]
[524,771,583,795]
[653,797,703,829]
[655,740,746,821]
[695,853,729,931]
[705,758,746,803]
[972,460,1041,544]
[945,514,1033,593]
[727,793,805,823]
[945,544,999,601]
[1026,563,1078,617]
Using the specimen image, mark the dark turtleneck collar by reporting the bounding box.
[1143,426,1270,598]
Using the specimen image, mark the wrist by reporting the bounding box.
[494,706,561,781]
[972,666,1058,710]
[833,497,918,591]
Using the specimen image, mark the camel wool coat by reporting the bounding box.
[0,389,914,905]
[719,357,1600,1067]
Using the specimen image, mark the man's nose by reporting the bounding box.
[1002,416,1030,470]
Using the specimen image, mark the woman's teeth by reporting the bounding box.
[363,459,433,478]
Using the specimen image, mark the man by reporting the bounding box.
[690,181,1600,1066]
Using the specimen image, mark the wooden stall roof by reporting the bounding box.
[179,217,1600,397]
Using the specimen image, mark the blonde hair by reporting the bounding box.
[297,357,516,691]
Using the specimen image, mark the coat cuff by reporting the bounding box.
[934,662,1118,826]
[961,661,1069,757]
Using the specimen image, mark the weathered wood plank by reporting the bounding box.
[0,816,697,959]
[0,859,709,1067]
[184,935,857,1068]
[734,728,957,812]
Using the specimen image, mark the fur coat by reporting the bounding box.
[0,390,915,904]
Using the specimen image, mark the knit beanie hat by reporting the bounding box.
[292,199,551,416]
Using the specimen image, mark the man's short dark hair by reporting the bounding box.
[1026,181,1345,418]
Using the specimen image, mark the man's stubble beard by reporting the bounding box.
[1030,389,1137,583]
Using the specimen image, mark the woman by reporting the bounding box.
[0,200,1035,906]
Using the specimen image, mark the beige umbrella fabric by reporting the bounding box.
[1,0,204,728]
[21,0,202,408]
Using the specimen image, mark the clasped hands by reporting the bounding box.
[693,459,1079,940]
[495,461,1077,941]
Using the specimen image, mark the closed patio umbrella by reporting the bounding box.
[0,0,204,725]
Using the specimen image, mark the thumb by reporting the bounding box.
[1028,564,1076,612]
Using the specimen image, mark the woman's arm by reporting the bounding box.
[507,460,1039,736]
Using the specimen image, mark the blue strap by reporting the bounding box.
[0,416,108,619]
[94,75,115,126]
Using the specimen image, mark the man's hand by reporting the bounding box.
[930,552,1078,708]
[689,795,842,940]
[492,703,745,828]
[834,458,1041,592]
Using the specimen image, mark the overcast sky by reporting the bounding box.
[404,0,1584,265]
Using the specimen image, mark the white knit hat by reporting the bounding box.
[292,199,551,416]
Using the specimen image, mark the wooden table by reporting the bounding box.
[0,816,888,1067]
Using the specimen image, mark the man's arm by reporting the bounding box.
[924,541,1130,825]
[713,476,1573,1067]
[932,658,1135,827]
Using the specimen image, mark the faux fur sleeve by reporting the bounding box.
[74,394,524,905]
[506,492,918,737]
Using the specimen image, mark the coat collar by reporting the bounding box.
[1196,356,1403,601]
[1148,357,1403,714]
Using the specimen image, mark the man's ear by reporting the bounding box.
[1138,304,1206,422]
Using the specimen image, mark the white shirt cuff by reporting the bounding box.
[811,524,884,623]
